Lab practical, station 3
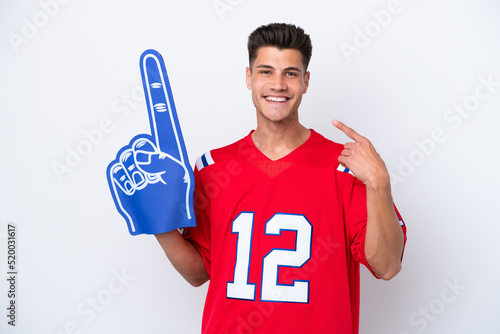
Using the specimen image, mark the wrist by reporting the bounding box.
[364,170,391,193]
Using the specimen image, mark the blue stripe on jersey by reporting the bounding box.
[201,154,208,168]
[336,164,354,176]
[196,151,215,171]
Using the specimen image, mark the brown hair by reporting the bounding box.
[247,23,312,71]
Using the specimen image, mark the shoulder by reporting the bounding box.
[309,129,344,153]
[307,130,343,165]
[195,133,253,172]
[309,130,357,178]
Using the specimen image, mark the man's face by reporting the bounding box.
[246,46,310,124]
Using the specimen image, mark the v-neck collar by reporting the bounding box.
[244,129,320,163]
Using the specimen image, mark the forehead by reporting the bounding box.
[252,46,304,70]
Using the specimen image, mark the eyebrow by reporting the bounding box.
[255,64,302,73]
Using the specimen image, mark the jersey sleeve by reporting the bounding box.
[394,205,408,259]
[183,164,212,277]
[344,176,375,275]
[338,167,407,279]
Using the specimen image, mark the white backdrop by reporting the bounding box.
[1,1,500,333]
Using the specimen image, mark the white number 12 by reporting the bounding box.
[226,212,312,303]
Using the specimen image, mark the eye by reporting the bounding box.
[260,70,271,75]
[285,72,298,77]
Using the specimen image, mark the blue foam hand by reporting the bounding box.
[106,49,196,235]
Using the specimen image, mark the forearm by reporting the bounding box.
[331,120,405,279]
[155,230,209,287]
[364,179,404,280]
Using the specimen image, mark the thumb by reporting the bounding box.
[135,151,185,176]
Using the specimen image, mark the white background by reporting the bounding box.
[1,0,500,333]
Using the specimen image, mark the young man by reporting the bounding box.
[155,23,406,334]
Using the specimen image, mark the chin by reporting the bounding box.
[259,110,295,123]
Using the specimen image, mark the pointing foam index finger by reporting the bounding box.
[332,119,363,142]
[140,49,184,162]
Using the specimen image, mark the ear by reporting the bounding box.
[303,71,310,94]
[246,67,252,90]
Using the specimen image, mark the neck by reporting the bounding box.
[251,118,311,161]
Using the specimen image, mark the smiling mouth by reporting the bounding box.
[265,96,289,102]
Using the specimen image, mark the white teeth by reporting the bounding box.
[265,96,287,102]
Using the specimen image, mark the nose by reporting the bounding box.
[270,74,286,91]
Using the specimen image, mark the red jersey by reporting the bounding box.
[184,130,406,334]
